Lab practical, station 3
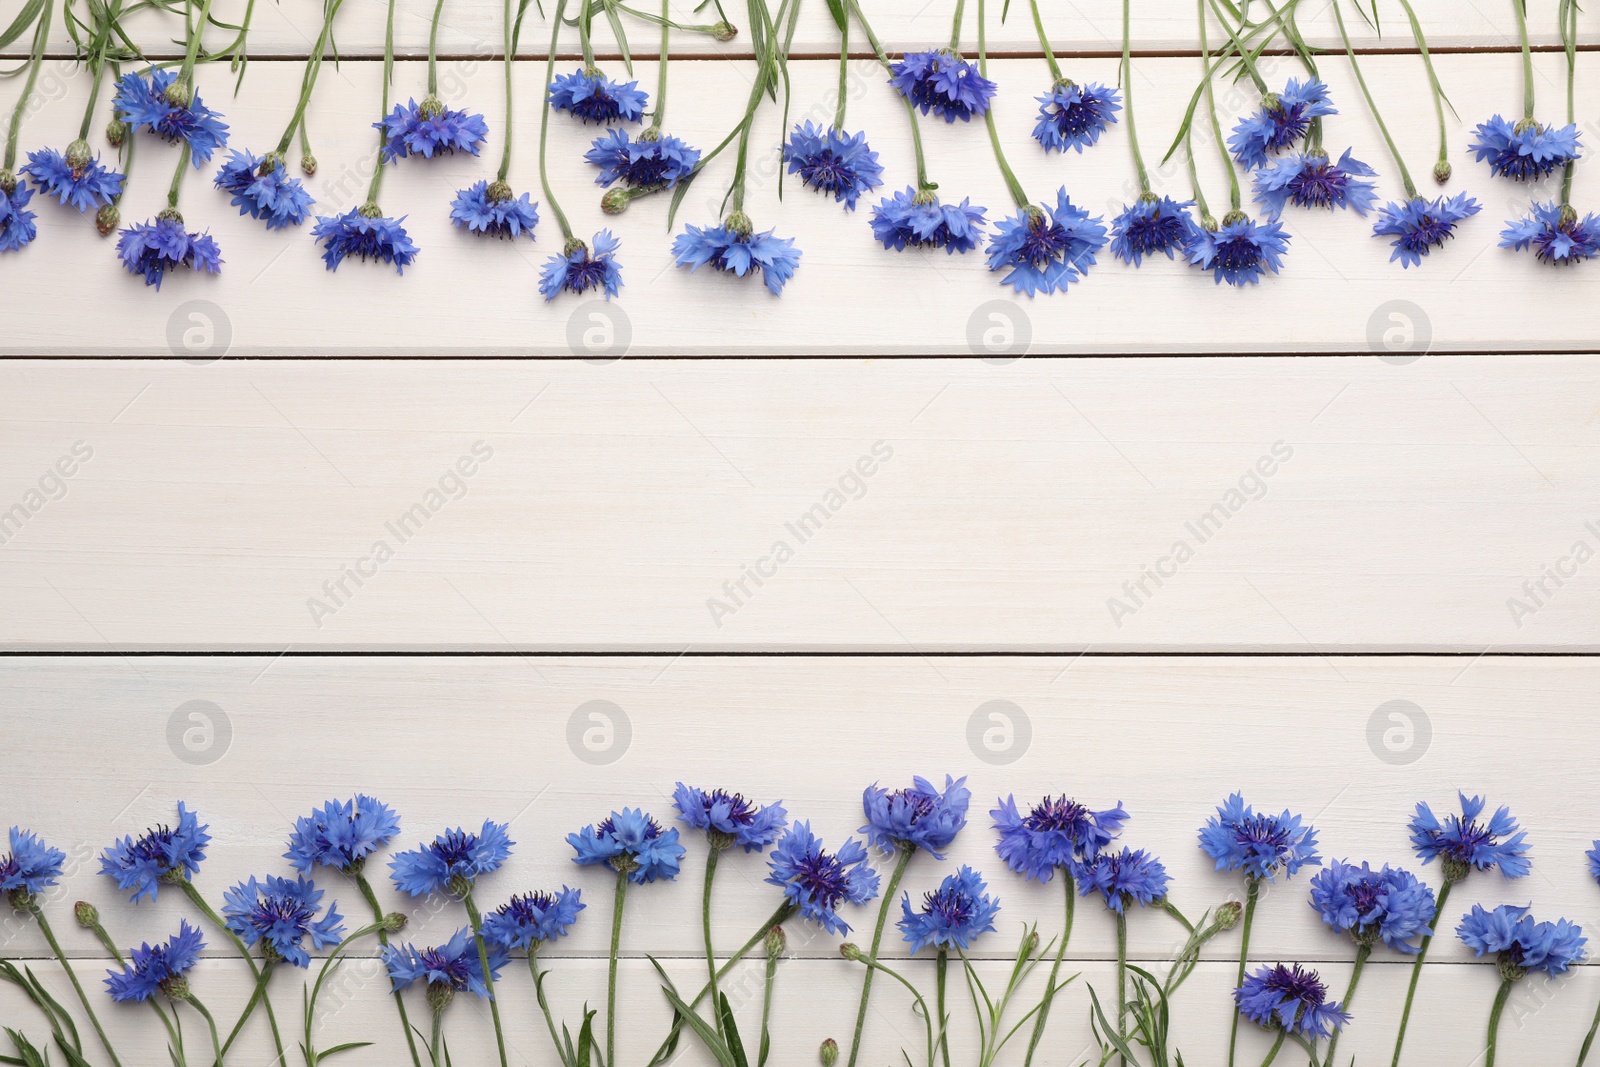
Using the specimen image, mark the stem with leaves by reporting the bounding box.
[845,847,915,1067]
[22,899,124,1067]
[1390,877,1454,1067]
[975,0,1029,209]
[179,879,287,1066]
[1329,0,1415,197]
[354,872,422,1067]
[1225,879,1260,1067]
[2,0,52,174]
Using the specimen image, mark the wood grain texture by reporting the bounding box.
[6,49,1599,356]
[3,653,1600,1065]
[2,358,1597,652]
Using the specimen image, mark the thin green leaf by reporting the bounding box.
[658,986,735,1067]
[1086,985,1142,1064]
[718,994,749,1067]
[0,0,45,51]
[320,1042,374,1060]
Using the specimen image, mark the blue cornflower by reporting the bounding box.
[1588,841,1600,883]
[870,187,986,253]
[1198,793,1320,882]
[213,150,314,229]
[890,50,997,123]
[1032,80,1121,153]
[782,122,883,210]
[540,231,624,300]
[311,208,419,273]
[1228,78,1336,169]
[1470,115,1582,181]
[548,68,648,124]
[1308,860,1435,954]
[1079,848,1171,913]
[285,795,401,875]
[991,794,1127,883]
[450,180,540,239]
[100,802,211,902]
[1235,963,1349,1039]
[672,784,788,852]
[898,865,1000,953]
[1,828,66,897]
[585,129,700,189]
[672,216,802,296]
[383,927,508,999]
[1372,194,1481,268]
[861,775,970,859]
[1409,793,1529,880]
[221,874,344,968]
[1458,904,1587,977]
[105,921,205,1002]
[390,821,514,897]
[986,188,1108,297]
[1109,195,1201,266]
[117,214,223,287]
[1253,148,1378,217]
[0,178,37,253]
[23,145,124,212]
[481,887,584,950]
[113,70,229,166]
[377,98,489,162]
[1186,214,1290,287]
[765,822,880,935]
[1501,201,1600,264]
[568,808,685,884]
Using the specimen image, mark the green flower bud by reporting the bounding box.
[487,179,514,204]
[96,203,121,235]
[820,1038,839,1066]
[839,943,862,961]
[1216,900,1243,929]
[300,154,318,177]
[725,210,754,237]
[710,21,738,41]
[66,139,93,173]
[164,80,193,108]
[384,912,409,933]
[419,95,446,119]
[427,981,456,1013]
[1433,160,1451,184]
[601,188,631,215]
[106,118,128,147]
[764,924,787,959]
[75,901,100,928]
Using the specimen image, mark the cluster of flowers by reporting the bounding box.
[0,783,1593,1067]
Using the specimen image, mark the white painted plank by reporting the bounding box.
[1,358,1597,651]
[18,0,1568,61]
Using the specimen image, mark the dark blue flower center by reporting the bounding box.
[1213,234,1267,275]
[131,825,179,866]
[563,251,615,294]
[1441,818,1495,862]
[431,830,482,867]
[1348,877,1383,919]
[796,151,854,192]
[1260,963,1327,1006]
[700,790,758,825]
[1267,104,1312,149]
[248,893,314,936]
[1024,796,1090,836]
[1016,214,1070,269]
[791,850,850,910]
[503,891,559,921]
[890,789,937,820]
[0,854,17,880]
[419,947,474,988]
[620,150,671,186]
[1122,210,1188,255]
[922,885,975,926]
[1287,160,1348,208]
[1047,99,1105,138]
[1400,210,1456,253]
[597,815,663,840]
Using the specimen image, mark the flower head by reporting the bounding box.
[568,809,685,884]
[540,231,624,300]
[482,887,584,950]
[116,213,223,287]
[1588,842,1600,884]
[1198,793,1320,882]
[890,50,996,123]
[221,874,344,967]
[764,822,880,935]
[0,177,37,253]
[782,123,884,210]
[1457,904,1586,978]
[1470,116,1582,181]
[1234,963,1349,1038]
[389,821,514,897]
[1109,195,1201,266]
[1308,860,1435,954]
[986,189,1108,297]
[100,803,211,901]
[214,150,314,229]
[1228,79,1336,169]
[105,921,205,1002]
[672,784,788,852]
[1501,201,1600,264]
[451,180,540,239]
[310,207,419,273]
[897,865,1000,953]
[548,68,648,124]
[285,796,401,875]
[1372,194,1481,268]
[1079,848,1170,913]
[23,145,125,212]
[1409,793,1529,880]
[870,187,986,253]
[861,775,970,858]
[1252,148,1378,217]
[585,129,700,189]
[114,70,229,165]
[991,794,1127,882]
[1186,214,1290,286]
[383,927,508,1000]
[1,828,66,897]
[672,216,802,295]
[1032,81,1120,153]
[377,98,489,161]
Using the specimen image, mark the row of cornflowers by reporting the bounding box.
[0,786,1595,1067]
[1,0,1595,292]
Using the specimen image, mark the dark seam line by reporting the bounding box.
[0,351,1592,360]
[0,650,1593,658]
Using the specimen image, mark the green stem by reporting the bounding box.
[3,0,51,171]
[1559,0,1576,205]
[848,0,932,189]
[221,963,272,1055]
[607,867,630,1067]
[355,873,422,1067]
[426,0,447,94]
[366,0,400,205]
[154,995,187,1066]
[186,995,224,1067]
[277,0,346,154]
[28,904,124,1067]
[431,1006,444,1067]
[936,950,951,1067]
[1024,879,1074,1067]
[495,0,515,180]
[1390,878,1453,1067]
[848,950,938,1067]
[1205,0,1269,95]
[529,949,571,1065]
[166,142,192,208]
[1513,0,1534,121]
[1392,0,1449,175]
[759,943,779,1067]
[578,0,597,68]
[1577,978,1600,1066]
[1027,0,1061,82]
[1116,910,1128,1067]
[1329,0,1416,196]
[845,848,915,1067]
[703,847,724,1039]
[1226,880,1260,1067]
[179,880,286,1066]
[1486,976,1515,1067]
[1320,942,1369,1067]
[948,0,965,50]
[77,0,126,141]
[1259,1029,1287,1067]
[461,888,509,1067]
[304,920,389,1067]
[1197,0,1240,212]
[651,0,671,132]
[976,0,1029,209]
[1121,0,1149,193]
[178,0,219,84]
[539,0,575,240]
[833,13,849,129]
